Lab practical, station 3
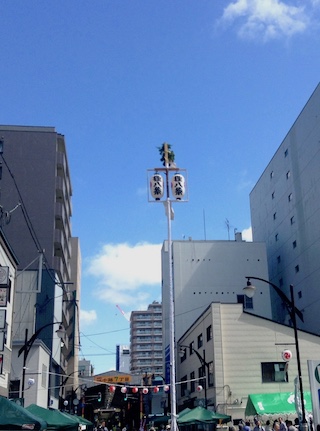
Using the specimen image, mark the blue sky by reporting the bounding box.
[1,0,320,374]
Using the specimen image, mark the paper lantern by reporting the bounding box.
[164,385,170,392]
[150,173,164,200]
[153,386,159,393]
[282,349,292,361]
[197,385,203,392]
[121,387,127,394]
[142,387,149,394]
[132,387,138,394]
[109,385,116,393]
[171,173,186,200]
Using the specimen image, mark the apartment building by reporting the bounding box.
[0,126,80,408]
[130,301,163,376]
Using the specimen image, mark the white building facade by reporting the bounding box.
[250,83,320,333]
[161,237,272,382]
[177,302,320,421]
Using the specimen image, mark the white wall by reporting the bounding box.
[162,239,271,353]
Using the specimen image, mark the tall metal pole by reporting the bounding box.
[290,284,307,431]
[164,144,177,431]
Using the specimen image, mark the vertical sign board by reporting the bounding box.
[307,360,320,428]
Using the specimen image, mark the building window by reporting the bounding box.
[290,216,295,225]
[261,362,288,383]
[273,212,277,220]
[190,371,195,393]
[295,264,300,273]
[270,171,274,179]
[197,333,203,349]
[237,294,253,310]
[180,347,187,363]
[279,278,283,287]
[298,291,302,299]
[181,375,188,397]
[293,240,297,248]
[288,193,293,202]
[277,255,281,263]
[284,149,288,157]
[189,341,194,355]
[272,191,275,199]
[206,325,212,341]
[198,366,206,389]
[275,233,279,242]
[286,171,291,179]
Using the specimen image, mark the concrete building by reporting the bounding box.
[116,345,130,373]
[250,83,320,333]
[177,302,320,421]
[161,237,272,381]
[130,301,163,376]
[0,125,80,408]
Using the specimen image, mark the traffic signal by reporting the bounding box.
[97,392,102,402]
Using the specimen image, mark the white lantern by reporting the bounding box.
[197,385,203,392]
[282,349,292,361]
[142,387,149,394]
[164,385,170,392]
[121,387,127,394]
[150,174,164,200]
[171,173,185,200]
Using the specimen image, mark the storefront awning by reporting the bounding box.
[245,392,312,416]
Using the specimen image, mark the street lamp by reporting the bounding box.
[18,321,65,401]
[179,345,210,408]
[148,143,188,431]
[244,277,307,431]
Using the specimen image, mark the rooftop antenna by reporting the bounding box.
[203,209,207,241]
[225,218,231,241]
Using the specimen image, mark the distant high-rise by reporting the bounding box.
[116,345,130,373]
[0,125,79,408]
[250,83,320,333]
[130,301,163,376]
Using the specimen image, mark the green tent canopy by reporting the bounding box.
[61,411,94,431]
[26,404,79,431]
[245,392,312,416]
[0,397,47,430]
[177,406,231,425]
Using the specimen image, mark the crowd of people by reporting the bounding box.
[231,417,302,431]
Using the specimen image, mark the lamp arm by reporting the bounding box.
[18,321,63,357]
[246,276,304,323]
[191,348,210,370]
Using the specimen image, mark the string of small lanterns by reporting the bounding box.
[107,383,204,394]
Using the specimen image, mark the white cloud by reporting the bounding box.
[242,226,253,241]
[220,0,309,41]
[86,242,162,306]
[80,309,97,325]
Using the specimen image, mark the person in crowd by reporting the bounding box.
[273,421,280,431]
[279,417,288,431]
[244,421,252,431]
[265,420,271,431]
[253,420,265,431]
